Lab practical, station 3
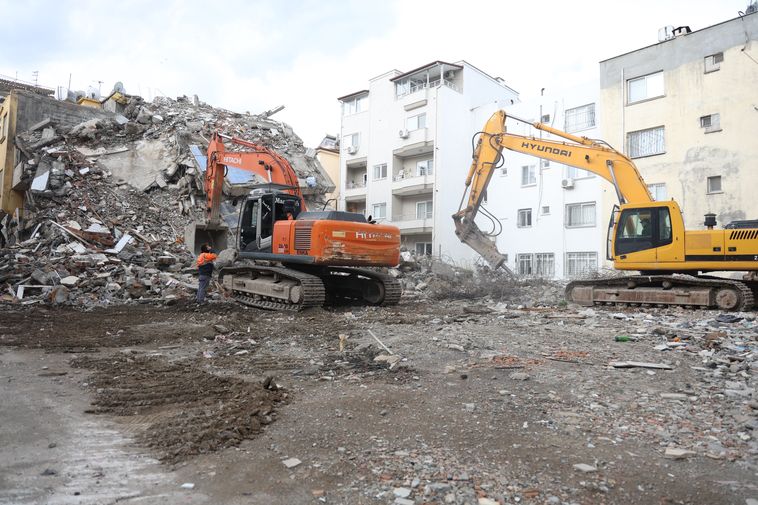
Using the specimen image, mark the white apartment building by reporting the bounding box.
[485,86,615,279]
[338,60,518,264]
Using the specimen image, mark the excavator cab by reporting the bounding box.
[238,190,302,252]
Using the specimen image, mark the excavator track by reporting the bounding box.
[566,275,755,311]
[220,265,325,312]
[312,266,402,307]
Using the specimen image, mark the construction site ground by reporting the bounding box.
[1,299,756,505]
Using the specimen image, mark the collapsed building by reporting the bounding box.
[0,88,335,305]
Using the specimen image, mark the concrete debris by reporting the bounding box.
[572,463,597,473]
[282,457,302,469]
[664,447,696,459]
[2,92,334,307]
[391,253,566,307]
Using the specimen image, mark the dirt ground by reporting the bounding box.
[0,299,756,505]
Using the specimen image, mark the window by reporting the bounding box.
[615,207,672,255]
[618,209,653,239]
[565,252,598,277]
[517,254,533,276]
[342,95,368,116]
[416,159,433,176]
[564,103,596,132]
[407,113,427,131]
[565,202,596,228]
[416,200,433,219]
[707,175,722,194]
[627,71,664,104]
[566,166,593,180]
[343,133,360,149]
[700,113,721,133]
[517,208,532,228]
[647,183,667,201]
[0,113,7,142]
[415,242,432,255]
[534,253,555,278]
[372,163,387,180]
[521,165,536,186]
[628,126,665,158]
[541,206,550,215]
[704,52,723,73]
[372,203,386,219]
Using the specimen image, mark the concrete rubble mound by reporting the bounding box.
[393,251,566,307]
[0,94,333,306]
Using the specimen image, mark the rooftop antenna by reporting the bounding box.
[32,71,39,86]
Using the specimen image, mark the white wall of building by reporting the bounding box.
[484,84,615,278]
[338,61,519,266]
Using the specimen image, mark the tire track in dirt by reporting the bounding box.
[72,354,286,464]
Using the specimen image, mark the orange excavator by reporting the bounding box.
[185,132,402,310]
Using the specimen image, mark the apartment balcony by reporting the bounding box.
[394,128,433,158]
[392,213,434,234]
[343,180,367,201]
[391,172,434,196]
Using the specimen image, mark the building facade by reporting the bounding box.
[315,135,340,207]
[0,90,111,215]
[338,60,519,264]
[599,12,758,231]
[485,86,614,279]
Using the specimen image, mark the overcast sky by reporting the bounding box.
[0,0,750,146]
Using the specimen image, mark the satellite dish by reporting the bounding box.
[112,81,125,94]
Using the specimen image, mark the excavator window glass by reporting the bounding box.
[658,208,672,242]
[239,199,259,251]
[615,207,673,256]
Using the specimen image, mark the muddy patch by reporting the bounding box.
[72,354,286,464]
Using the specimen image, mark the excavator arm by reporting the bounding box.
[187,132,306,253]
[205,132,304,225]
[453,110,652,269]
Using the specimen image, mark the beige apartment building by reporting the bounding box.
[599,11,758,231]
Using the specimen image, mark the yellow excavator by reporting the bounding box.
[453,110,758,311]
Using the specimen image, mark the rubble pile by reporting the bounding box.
[392,252,566,307]
[1,93,332,306]
[0,156,198,305]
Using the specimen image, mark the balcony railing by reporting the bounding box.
[393,170,432,182]
[393,212,433,221]
[345,180,367,189]
[396,79,461,98]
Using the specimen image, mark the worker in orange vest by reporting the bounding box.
[196,243,218,304]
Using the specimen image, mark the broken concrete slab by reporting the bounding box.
[97,140,176,192]
[59,276,80,287]
[105,234,133,254]
[664,447,696,459]
[282,457,302,469]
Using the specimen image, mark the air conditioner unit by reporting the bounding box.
[561,178,575,189]
[347,146,358,154]
[444,71,455,79]
[398,129,409,139]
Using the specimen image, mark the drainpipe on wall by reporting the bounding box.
[620,67,625,154]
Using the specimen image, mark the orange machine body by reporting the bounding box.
[271,218,400,267]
